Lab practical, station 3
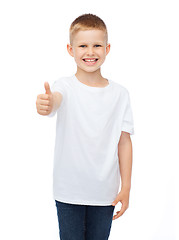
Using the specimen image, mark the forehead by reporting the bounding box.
[73,29,106,44]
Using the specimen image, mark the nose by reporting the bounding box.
[86,46,95,56]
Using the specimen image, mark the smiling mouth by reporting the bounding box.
[83,58,98,62]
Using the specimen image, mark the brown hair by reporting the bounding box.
[69,13,108,45]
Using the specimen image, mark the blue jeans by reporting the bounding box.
[55,200,115,240]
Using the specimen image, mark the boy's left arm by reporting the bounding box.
[112,131,133,220]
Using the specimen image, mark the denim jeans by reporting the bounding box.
[55,200,115,240]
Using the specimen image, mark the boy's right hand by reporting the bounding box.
[36,82,54,116]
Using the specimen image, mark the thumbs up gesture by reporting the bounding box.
[36,82,54,115]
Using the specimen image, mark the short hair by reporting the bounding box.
[69,13,108,45]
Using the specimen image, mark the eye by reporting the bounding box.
[94,45,102,47]
[79,45,86,48]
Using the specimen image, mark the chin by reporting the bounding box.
[83,68,100,73]
[77,65,98,72]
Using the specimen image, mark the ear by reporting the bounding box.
[106,43,111,56]
[67,44,74,57]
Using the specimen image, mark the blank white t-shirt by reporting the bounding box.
[48,74,134,206]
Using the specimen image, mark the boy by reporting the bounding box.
[36,13,134,240]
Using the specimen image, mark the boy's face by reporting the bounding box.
[67,29,110,74]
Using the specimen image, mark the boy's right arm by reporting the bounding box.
[36,82,63,116]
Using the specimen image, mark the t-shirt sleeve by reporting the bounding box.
[47,78,66,118]
[121,90,134,135]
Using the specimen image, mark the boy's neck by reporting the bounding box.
[75,69,108,87]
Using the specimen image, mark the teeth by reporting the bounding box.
[84,59,97,62]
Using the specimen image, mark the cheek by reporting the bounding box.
[98,49,106,56]
[75,51,84,59]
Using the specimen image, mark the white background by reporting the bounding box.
[0,0,178,239]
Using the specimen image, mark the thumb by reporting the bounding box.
[112,193,121,206]
[44,82,51,95]
[112,201,117,206]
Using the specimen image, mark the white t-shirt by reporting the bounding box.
[48,74,134,206]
